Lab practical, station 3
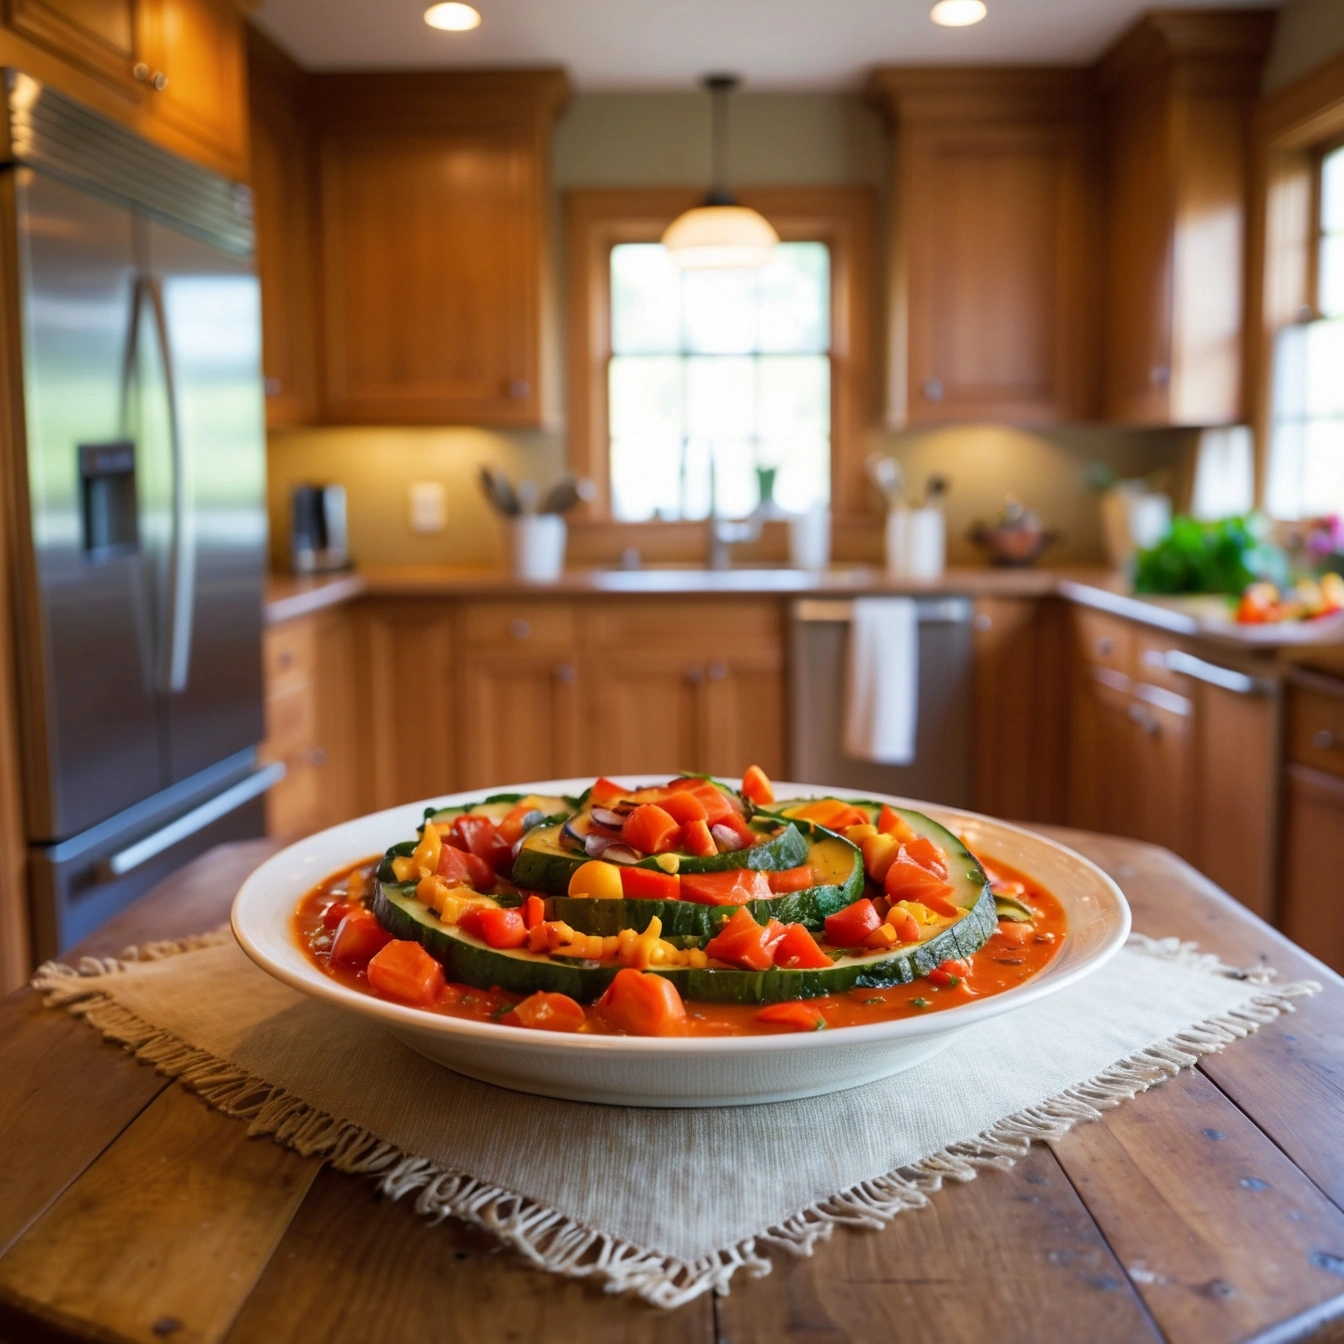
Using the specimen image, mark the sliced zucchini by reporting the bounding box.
[422,793,575,832]
[371,879,997,1004]
[550,828,864,938]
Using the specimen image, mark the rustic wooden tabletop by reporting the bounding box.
[1,828,1342,1344]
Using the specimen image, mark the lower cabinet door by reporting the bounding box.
[700,661,785,782]
[1279,766,1344,975]
[586,657,701,778]
[458,657,580,789]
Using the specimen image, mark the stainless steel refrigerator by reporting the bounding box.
[3,71,280,958]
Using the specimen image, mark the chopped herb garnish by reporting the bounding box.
[812,1019,827,1031]
[490,1003,513,1019]
[863,996,885,1005]
[911,997,928,1008]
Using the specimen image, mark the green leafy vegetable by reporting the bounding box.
[1133,515,1288,595]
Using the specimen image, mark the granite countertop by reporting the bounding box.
[264,565,1344,654]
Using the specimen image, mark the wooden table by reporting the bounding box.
[1,829,1342,1344]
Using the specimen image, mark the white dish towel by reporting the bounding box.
[843,596,919,765]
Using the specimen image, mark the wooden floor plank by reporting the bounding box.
[0,1085,319,1344]
[713,1144,1161,1344]
[223,1164,713,1344]
[0,990,167,1257]
[1049,1067,1344,1344]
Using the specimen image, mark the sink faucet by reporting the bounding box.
[707,509,764,570]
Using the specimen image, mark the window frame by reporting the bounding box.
[565,187,876,543]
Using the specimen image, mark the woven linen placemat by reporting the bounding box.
[34,933,1318,1308]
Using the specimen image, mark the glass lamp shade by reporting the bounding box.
[660,204,779,269]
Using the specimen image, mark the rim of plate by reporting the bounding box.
[231,778,1131,1055]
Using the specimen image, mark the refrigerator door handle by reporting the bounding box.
[97,761,285,879]
[145,277,195,694]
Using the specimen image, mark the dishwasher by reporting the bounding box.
[788,598,974,806]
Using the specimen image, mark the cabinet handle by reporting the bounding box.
[685,666,704,685]
[264,376,282,398]
[707,661,727,681]
[1127,701,1159,736]
[1096,636,1114,657]
[133,63,150,81]
[509,619,532,640]
[1151,364,1171,387]
[507,379,531,400]
[306,747,328,767]
[921,377,944,403]
[1314,728,1340,751]
[554,663,575,684]
[1162,649,1274,696]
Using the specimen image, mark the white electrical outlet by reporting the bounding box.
[408,481,447,534]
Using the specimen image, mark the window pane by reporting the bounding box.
[682,268,758,354]
[608,356,682,438]
[686,356,755,439]
[705,437,758,517]
[1266,417,1307,520]
[1271,323,1309,422]
[1322,145,1344,236]
[611,245,682,354]
[758,244,829,352]
[611,436,683,521]
[1307,317,1344,416]
[758,356,830,438]
[1320,235,1344,319]
[768,436,832,514]
[1301,417,1344,515]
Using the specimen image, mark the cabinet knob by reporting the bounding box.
[509,619,532,640]
[507,379,530,400]
[685,666,704,685]
[263,376,282,398]
[1151,364,1170,387]
[973,612,993,632]
[707,661,727,681]
[1097,636,1114,657]
[921,377,944,403]
[307,747,328,767]
[277,650,294,669]
[1313,728,1339,750]
[554,663,575,684]
[133,63,150,81]
[150,71,169,91]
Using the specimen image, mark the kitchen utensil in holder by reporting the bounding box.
[885,507,945,581]
[508,514,566,582]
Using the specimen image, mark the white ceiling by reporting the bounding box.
[254,0,1279,89]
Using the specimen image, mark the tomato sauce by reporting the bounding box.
[293,851,1066,1037]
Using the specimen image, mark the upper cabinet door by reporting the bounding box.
[309,70,568,428]
[868,70,1100,427]
[138,0,246,178]
[905,122,1097,425]
[318,127,538,424]
[5,0,141,87]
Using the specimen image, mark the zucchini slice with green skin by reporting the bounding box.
[420,793,575,833]
[370,879,998,1004]
[510,813,809,894]
[550,828,865,938]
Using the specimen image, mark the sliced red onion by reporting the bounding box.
[711,824,747,852]
[600,844,642,865]
[590,807,628,829]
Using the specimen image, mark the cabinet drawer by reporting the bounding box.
[587,601,782,659]
[1134,634,1191,695]
[1073,609,1134,676]
[266,757,323,838]
[265,677,316,754]
[462,602,576,653]
[1288,684,1344,778]
[264,620,316,685]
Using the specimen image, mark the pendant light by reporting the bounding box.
[661,75,778,269]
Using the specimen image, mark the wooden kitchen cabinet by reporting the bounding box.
[867,70,1099,425]
[1096,11,1273,425]
[4,0,141,88]
[247,25,317,428]
[457,602,581,788]
[261,609,359,839]
[309,70,568,427]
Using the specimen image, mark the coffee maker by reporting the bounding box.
[290,484,350,574]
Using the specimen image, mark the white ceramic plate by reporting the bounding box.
[232,779,1130,1107]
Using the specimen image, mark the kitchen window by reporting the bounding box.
[565,187,876,537]
[1266,142,1344,519]
[607,241,831,521]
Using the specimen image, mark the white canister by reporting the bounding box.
[508,515,566,582]
[885,507,945,579]
[884,509,910,577]
[788,504,831,571]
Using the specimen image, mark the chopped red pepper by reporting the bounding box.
[594,968,687,1036]
[704,907,787,970]
[621,804,682,855]
[330,909,394,967]
[366,940,445,1007]
[772,923,833,969]
[656,790,708,825]
[501,991,586,1033]
[447,814,514,874]
[823,898,882,947]
[741,764,775,806]
[476,907,528,950]
[680,818,718,857]
[522,894,546,929]
[619,866,681,901]
[679,868,773,906]
[590,777,630,808]
[437,843,495,891]
[754,1001,826,1031]
[765,865,814,893]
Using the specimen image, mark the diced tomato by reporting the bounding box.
[889,910,921,943]
[927,964,961,988]
[476,907,528,950]
[366,939,445,1007]
[772,923,832,969]
[755,1001,826,1031]
[656,790,708,825]
[448,815,514,874]
[883,852,958,915]
[501,991,586,1033]
[679,868,773,906]
[876,804,915,839]
[619,866,681,901]
[621,804,681,855]
[711,811,757,846]
[681,818,717,857]
[902,835,948,879]
[704,908,786,971]
[522,894,546,929]
[330,909,394,967]
[766,865,814,894]
[437,843,495,891]
[458,908,486,939]
[823,898,882,947]
[594,968,687,1036]
[320,899,356,930]
[741,764,775,806]
[498,802,541,845]
[590,777,630,808]
[667,778,739,824]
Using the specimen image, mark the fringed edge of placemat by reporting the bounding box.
[31,932,1321,1310]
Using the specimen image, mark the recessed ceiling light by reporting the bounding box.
[424,2,481,31]
[931,0,987,26]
